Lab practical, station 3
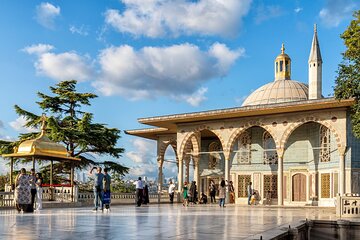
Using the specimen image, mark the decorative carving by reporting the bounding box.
[321,173,330,198]
[264,175,278,199]
[208,141,221,169]
[238,175,251,197]
[237,131,251,164]
[320,125,331,162]
[263,131,278,164]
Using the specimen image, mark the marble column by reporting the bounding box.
[193,156,200,189]
[339,154,346,195]
[225,156,230,203]
[185,156,190,183]
[277,156,284,206]
[157,159,163,193]
[178,157,184,192]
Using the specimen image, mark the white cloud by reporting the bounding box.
[22,44,54,55]
[319,0,358,27]
[126,139,178,179]
[23,44,94,82]
[93,43,244,102]
[178,87,208,107]
[69,25,89,36]
[255,5,284,24]
[35,2,61,29]
[294,7,303,13]
[9,116,38,133]
[0,120,4,129]
[105,0,252,37]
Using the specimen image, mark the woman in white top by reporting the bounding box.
[35,173,43,211]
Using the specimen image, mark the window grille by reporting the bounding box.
[320,125,331,162]
[263,131,278,164]
[237,131,251,164]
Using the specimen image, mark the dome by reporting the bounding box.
[242,79,308,106]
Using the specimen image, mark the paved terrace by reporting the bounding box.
[0,204,337,240]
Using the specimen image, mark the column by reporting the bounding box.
[50,160,53,200]
[225,157,230,203]
[32,157,35,170]
[339,154,345,195]
[10,158,13,188]
[277,156,284,206]
[157,159,163,204]
[70,163,74,202]
[178,157,183,192]
[185,156,190,183]
[193,156,200,189]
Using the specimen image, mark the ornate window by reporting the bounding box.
[264,175,278,199]
[237,131,251,164]
[321,173,330,198]
[320,125,331,162]
[238,175,251,198]
[208,141,221,169]
[263,131,278,164]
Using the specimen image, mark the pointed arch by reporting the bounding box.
[279,117,344,153]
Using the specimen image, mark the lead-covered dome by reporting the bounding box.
[242,79,308,106]
[242,43,309,106]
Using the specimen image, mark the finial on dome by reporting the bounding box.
[281,43,285,54]
[314,24,317,33]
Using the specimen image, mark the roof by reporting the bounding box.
[2,116,80,162]
[242,79,308,106]
[125,98,354,140]
[309,24,322,63]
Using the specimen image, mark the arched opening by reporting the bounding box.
[284,122,339,203]
[163,144,178,185]
[230,126,278,203]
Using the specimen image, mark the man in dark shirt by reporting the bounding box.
[90,166,104,212]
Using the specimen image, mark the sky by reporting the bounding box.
[0,0,358,180]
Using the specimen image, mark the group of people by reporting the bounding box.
[89,166,111,212]
[14,168,43,213]
[134,177,150,207]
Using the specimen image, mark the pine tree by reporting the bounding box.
[0,80,128,179]
[334,10,360,137]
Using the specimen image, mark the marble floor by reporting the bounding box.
[0,204,337,240]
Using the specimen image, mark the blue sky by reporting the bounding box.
[0,0,358,179]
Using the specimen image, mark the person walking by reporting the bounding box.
[103,168,111,211]
[35,173,43,211]
[209,180,216,203]
[90,166,105,212]
[134,177,143,207]
[229,181,235,203]
[168,180,176,203]
[143,184,149,204]
[219,179,226,207]
[14,168,31,213]
[247,182,253,205]
[189,181,197,204]
[182,182,189,206]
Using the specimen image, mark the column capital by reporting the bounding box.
[338,146,347,156]
[277,148,285,159]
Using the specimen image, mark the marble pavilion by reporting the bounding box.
[126,26,360,206]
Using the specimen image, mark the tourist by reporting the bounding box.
[247,182,253,205]
[134,177,143,207]
[229,181,235,203]
[90,166,105,212]
[35,173,43,211]
[103,168,111,210]
[14,168,31,213]
[209,180,216,203]
[29,168,37,212]
[189,181,197,204]
[199,192,208,204]
[143,184,149,204]
[168,180,176,203]
[219,179,226,207]
[182,181,189,206]
[250,191,257,205]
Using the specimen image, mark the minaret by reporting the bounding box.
[308,24,322,99]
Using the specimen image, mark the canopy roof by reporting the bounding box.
[2,115,80,162]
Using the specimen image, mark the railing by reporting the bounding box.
[336,194,360,218]
[0,191,172,208]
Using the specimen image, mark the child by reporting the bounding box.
[250,192,257,205]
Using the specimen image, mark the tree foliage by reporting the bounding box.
[0,80,128,177]
[334,10,360,137]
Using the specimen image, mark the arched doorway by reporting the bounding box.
[292,173,306,201]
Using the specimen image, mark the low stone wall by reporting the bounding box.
[336,194,360,218]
